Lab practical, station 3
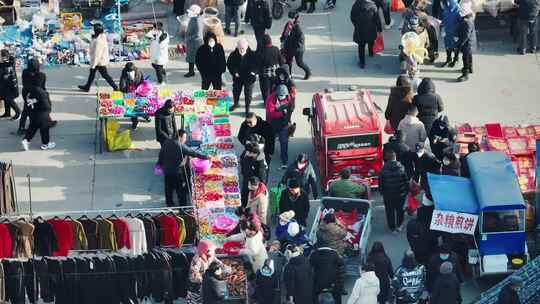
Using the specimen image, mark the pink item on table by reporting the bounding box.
[212,215,238,234]
[192,158,211,173]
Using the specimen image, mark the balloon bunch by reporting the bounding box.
[401,32,428,64]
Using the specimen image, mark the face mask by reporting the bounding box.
[440,254,449,260]
[278,95,287,101]
[239,48,247,55]
[297,162,307,169]
[127,71,135,79]
[279,75,285,81]
[215,268,222,276]
[208,40,216,48]
[443,158,450,166]
[279,220,287,226]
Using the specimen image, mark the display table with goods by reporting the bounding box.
[455,123,538,194]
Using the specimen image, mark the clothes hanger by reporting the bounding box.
[107,214,118,220]
[94,215,104,220]
[64,215,73,220]
[125,213,133,218]
[35,216,45,223]
[78,214,89,220]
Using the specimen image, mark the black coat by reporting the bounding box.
[412,79,444,135]
[119,70,143,93]
[257,45,283,77]
[426,252,463,292]
[33,221,58,257]
[497,284,521,304]
[350,0,381,43]
[240,150,267,182]
[284,255,314,303]
[237,116,275,156]
[26,86,51,113]
[157,139,208,175]
[379,160,409,201]
[383,140,411,165]
[517,0,540,20]
[22,70,46,102]
[456,16,476,53]
[282,23,305,55]
[195,44,226,79]
[368,252,394,303]
[442,159,461,176]
[201,272,227,304]
[406,218,438,265]
[0,57,19,99]
[429,118,455,161]
[255,270,280,304]
[279,189,310,226]
[154,106,178,143]
[246,0,272,29]
[413,151,441,199]
[459,152,476,178]
[225,0,245,6]
[431,273,462,304]
[227,48,258,84]
[309,247,345,293]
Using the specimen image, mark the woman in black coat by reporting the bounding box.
[227,39,258,114]
[279,179,310,227]
[195,32,226,90]
[428,115,454,161]
[280,12,311,80]
[368,242,394,304]
[412,78,444,135]
[283,244,314,304]
[201,261,228,304]
[0,49,21,119]
[350,0,381,69]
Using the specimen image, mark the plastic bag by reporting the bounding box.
[373,33,384,54]
[270,184,286,216]
[154,164,163,176]
[391,0,405,12]
[407,193,421,213]
[384,120,394,134]
[105,120,133,151]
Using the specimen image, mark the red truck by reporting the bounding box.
[302,88,383,189]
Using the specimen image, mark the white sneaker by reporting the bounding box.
[40,142,56,150]
[21,139,29,151]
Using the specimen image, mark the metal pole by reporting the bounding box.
[535,139,540,256]
[27,174,32,218]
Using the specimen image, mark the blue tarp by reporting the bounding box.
[428,173,479,214]
[468,151,526,211]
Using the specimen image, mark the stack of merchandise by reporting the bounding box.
[322,208,366,253]
[455,123,539,193]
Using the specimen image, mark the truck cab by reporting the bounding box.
[302,89,382,188]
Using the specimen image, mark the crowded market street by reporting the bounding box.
[0,0,539,303]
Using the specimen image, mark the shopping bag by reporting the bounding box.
[270,184,286,217]
[406,192,421,213]
[390,0,405,12]
[154,164,163,176]
[372,33,384,55]
[384,120,394,134]
[105,120,133,151]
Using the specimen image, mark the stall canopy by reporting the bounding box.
[428,173,478,214]
[468,151,526,211]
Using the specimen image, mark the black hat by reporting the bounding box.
[288,178,300,189]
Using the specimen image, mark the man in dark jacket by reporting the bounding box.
[516,0,540,54]
[227,39,258,114]
[383,130,411,165]
[497,275,523,304]
[379,150,410,232]
[240,142,268,205]
[412,78,444,134]
[154,100,178,146]
[310,242,345,304]
[246,0,272,49]
[426,243,463,293]
[406,217,438,266]
[284,243,314,304]
[456,2,476,82]
[238,112,275,168]
[350,0,382,69]
[225,0,245,36]
[430,262,462,304]
[0,49,21,119]
[21,85,54,151]
[429,115,455,161]
[281,153,318,199]
[279,179,310,226]
[280,12,311,79]
[257,34,284,103]
[459,142,480,178]
[195,32,226,90]
[157,130,209,207]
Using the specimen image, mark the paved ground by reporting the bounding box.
[0,0,539,302]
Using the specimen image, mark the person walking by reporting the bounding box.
[328,168,368,199]
[412,142,442,204]
[283,243,314,304]
[440,0,461,67]
[237,112,275,168]
[412,78,444,135]
[157,130,209,207]
[316,213,347,256]
[350,0,382,69]
[258,34,284,103]
[148,22,170,85]
[240,142,268,206]
[21,85,55,151]
[154,100,178,146]
[201,262,228,304]
[497,275,523,304]
[516,0,540,54]
[379,150,410,233]
[227,39,258,114]
[456,2,476,82]
[375,0,394,29]
[430,262,462,304]
[280,12,311,80]
[0,49,21,120]
[310,240,346,304]
[385,75,414,132]
[247,176,270,225]
[426,243,463,294]
[246,0,272,49]
[279,179,310,227]
[281,153,318,199]
[348,262,380,304]
[266,84,292,169]
[184,5,204,78]
[367,242,394,304]
[273,64,297,101]
[225,0,245,36]
[392,250,426,304]
[78,23,118,91]
[118,62,147,130]
[196,32,226,90]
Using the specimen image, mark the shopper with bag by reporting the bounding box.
[350,0,382,69]
[280,12,311,80]
[379,150,410,233]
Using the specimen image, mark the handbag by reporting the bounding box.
[390,0,405,12]
[372,33,384,55]
[384,120,394,134]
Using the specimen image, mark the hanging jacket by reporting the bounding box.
[158,215,180,247]
[154,106,178,143]
[284,255,314,303]
[78,218,99,250]
[0,56,19,99]
[0,224,13,258]
[12,221,34,258]
[96,218,118,250]
[111,218,132,250]
[348,271,380,304]
[124,218,147,255]
[70,220,88,250]
[379,160,409,201]
[48,219,74,256]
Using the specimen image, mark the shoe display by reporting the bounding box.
[40,142,56,150]
[21,139,29,151]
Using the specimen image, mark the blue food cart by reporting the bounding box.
[428,151,529,277]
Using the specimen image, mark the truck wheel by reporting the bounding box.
[272,2,283,19]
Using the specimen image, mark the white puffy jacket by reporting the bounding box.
[348,271,380,304]
[149,30,170,66]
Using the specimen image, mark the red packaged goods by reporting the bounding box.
[526,136,537,152]
[507,137,528,154]
[487,138,508,151]
[456,123,472,133]
[516,127,528,136]
[485,123,504,138]
[504,127,518,138]
[473,126,486,136]
[516,156,534,169]
[456,133,477,143]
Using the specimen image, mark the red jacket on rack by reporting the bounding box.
[158,215,180,247]
[111,219,131,249]
[0,223,13,258]
[48,219,74,256]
